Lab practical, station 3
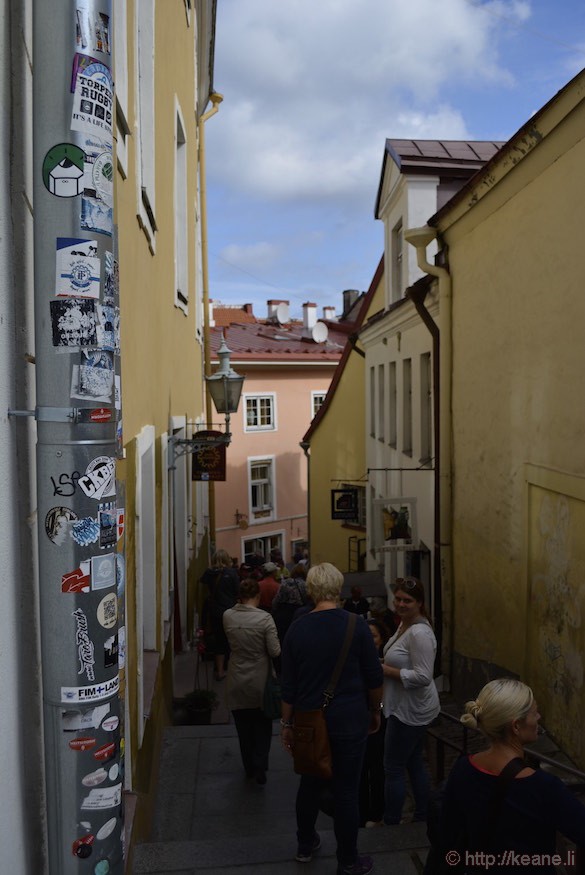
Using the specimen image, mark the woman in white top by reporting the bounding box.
[382,577,439,825]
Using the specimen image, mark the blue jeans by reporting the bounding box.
[383,714,430,824]
[296,724,367,865]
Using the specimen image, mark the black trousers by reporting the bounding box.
[232,708,273,775]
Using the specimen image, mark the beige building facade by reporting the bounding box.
[429,68,585,766]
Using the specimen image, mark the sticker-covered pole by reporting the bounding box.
[33,2,124,873]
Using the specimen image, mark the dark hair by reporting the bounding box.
[350,585,362,599]
[291,563,307,579]
[367,618,390,647]
[239,578,260,601]
[392,576,429,618]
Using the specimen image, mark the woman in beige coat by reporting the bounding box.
[223,577,281,784]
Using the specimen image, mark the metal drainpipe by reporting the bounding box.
[300,441,311,564]
[199,92,223,548]
[405,281,442,667]
[404,226,453,685]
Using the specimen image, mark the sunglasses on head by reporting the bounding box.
[396,577,418,591]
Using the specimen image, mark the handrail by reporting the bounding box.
[428,709,585,786]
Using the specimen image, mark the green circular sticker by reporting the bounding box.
[42,143,85,197]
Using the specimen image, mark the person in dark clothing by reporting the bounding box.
[359,619,390,828]
[272,564,308,644]
[438,678,585,874]
[281,562,383,875]
[343,586,370,619]
[200,549,240,680]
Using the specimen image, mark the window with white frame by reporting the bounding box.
[113,0,130,178]
[311,391,327,418]
[369,366,375,437]
[403,358,412,456]
[245,395,275,431]
[389,361,397,448]
[392,220,403,301]
[243,533,283,565]
[249,458,274,520]
[175,106,188,311]
[136,0,156,243]
[420,352,432,463]
[378,364,385,443]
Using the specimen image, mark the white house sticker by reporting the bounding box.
[42,143,85,197]
[78,456,115,500]
[61,674,119,704]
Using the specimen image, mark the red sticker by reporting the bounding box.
[62,565,90,593]
[69,737,96,752]
[72,834,95,858]
[93,741,116,761]
[89,408,113,423]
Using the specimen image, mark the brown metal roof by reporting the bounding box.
[210,320,349,363]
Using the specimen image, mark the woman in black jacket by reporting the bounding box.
[201,549,239,680]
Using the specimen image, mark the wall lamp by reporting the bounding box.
[169,333,245,468]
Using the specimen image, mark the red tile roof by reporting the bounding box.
[210,318,353,363]
[211,303,257,326]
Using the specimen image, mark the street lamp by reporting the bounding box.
[168,333,244,467]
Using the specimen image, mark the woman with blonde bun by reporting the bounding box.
[437,678,585,873]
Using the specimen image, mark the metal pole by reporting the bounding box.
[33,2,123,872]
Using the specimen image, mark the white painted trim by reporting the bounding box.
[242,392,277,432]
[310,389,327,418]
[247,454,277,523]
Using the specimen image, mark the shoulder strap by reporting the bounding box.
[485,757,526,839]
[323,612,357,708]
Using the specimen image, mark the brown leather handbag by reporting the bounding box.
[292,613,357,779]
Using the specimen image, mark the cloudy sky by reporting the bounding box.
[205,0,585,319]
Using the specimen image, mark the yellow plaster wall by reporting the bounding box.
[437,89,585,739]
[308,279,384,569]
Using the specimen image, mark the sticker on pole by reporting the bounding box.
[71,62,113,141]
[78,456,116,500]
[61,673,119,704]
[42,143,85,197]
[45,506,78,545]
[96,592,117,629]
[81,783,122,811]
[55,237,100,298]
[62,703,110,731]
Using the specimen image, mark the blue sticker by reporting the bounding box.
[71,517,100,546]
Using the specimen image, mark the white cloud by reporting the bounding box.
[207,0,529,203]
[220,241,282,271]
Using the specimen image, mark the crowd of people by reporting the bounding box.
[199,552,585,875]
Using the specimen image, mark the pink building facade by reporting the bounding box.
[210,297,361,564]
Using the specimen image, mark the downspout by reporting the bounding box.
[199,92,223,548]
[404,226,453,685]
[405,280,442,667]
[300,441,311,563]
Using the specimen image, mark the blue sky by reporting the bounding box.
[205,0,585,319]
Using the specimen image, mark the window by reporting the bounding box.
[245,395,275,431]
[403,358,412,456]
[175,106,188,311]
[136,0,156,243]
[378,364,385,443]
[420,352,432,463]
[243,533,283,565]
[389,361,397,448]
[342,483,366,528]
[113,0,130,178]
[369,366,375,437]
[311,391,327,418]
[392,220,403,301]
[249,458,275,520]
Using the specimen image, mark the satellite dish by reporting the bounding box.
[311,322,328,344]
[276,302,290,324]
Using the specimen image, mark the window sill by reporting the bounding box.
[341,523,366,532]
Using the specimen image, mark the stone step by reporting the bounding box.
[133,822,429,874]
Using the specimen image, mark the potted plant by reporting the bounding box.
[173,687,219,726]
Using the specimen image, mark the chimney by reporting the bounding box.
[267,299,289,321]
[209,299,215,327]
[322,306,336,321]
[243,303,254,316]
[302,302,317,331]
[342,289,359,317]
